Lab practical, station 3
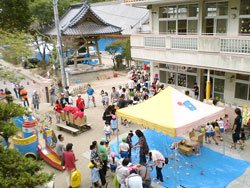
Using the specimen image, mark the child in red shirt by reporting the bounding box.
[54,99,62,123]
[76,94,85,112]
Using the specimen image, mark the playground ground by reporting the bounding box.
[1,59,250,188]
[38,76,250,188]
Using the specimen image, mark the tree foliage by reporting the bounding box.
[0,146,53,188]
[0,0,32,31]
[0,29,33,64]
[0,103,27,146]
[105,38,132,69]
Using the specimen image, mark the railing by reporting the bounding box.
[171,37,198,50]
[132,34,250,54]
[220,38,250,54]
[144,36,166,48]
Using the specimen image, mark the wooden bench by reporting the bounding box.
[178,143,193,156]
[57,124,80,136]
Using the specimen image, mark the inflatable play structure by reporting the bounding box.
[12,115,64,171]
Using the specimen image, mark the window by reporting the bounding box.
[205,2,228,34]
[178,73,186,87]
[236,74,249,80]
[168,21,176,33]
[216,19,227,33]
[159,21,167,33]
[235,83,248,100]
[159,4,198,34]
[239,18,250,34]
[187,75,196,88]
[240,0,250,15]
[178,20,187,34]
[159,70,167,83]
[167,72,176,85]
[188,20,198,33]
[188,4,199,17]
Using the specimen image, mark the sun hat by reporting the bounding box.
[88,162,94,169]
[77,94,81,97]
[122,137,126,142]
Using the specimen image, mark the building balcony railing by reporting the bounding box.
[131,34,250,55]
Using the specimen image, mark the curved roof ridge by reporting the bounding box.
[68,3,90,27]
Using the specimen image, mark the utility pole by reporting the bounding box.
[53,0,67,89]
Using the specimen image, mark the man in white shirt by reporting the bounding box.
[55,134,64,158]
[125,170,143,188]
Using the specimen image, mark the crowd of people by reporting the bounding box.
[1,66,249,188]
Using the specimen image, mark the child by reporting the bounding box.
[206,123,219,145]
[104,122,111,141]
[54,99,62,123]
[217,118,224,141]
[103,92,109,108]
[111,115,118,135]
[110,152,117,173]
[223,114,230,132]
[88,162,101,188]
[100,90,105,106]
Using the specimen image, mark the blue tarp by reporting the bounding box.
[110,129,250,188]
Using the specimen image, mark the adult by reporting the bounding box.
[128,79,135,92]
[60,93,67,108]
[193,82,199,100]
[102,105,113,124]
[91,140,107,187]
[5,88,13,103]
[134,130,149,165]
[148,150,165,183]
[119,137,130,158]
[13,83,19,99]
[125,170,143,188]
[137,164,151,188]
[32,90,40,112]
[231,108,244,149]
[116,158,130,188]
[64,86,70,103]
[76,94,85,112]
[20,86,29,107]
[126,131,134,160]
[49,84,56,106]
[55,134,65,158]
[86,84,96,108]
[111,87,120,104]
[64,143,77,188]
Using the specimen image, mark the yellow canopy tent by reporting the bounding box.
[117,86,225,137]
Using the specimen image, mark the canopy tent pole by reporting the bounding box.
[223,131,225,155]
[174,137,177,188]
[206,69,211,102]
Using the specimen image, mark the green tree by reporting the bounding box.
[0,146,53,188]
[0,29,32,64]
[105,38,132,69]
[0,103,27,147]
[0,0,32,31]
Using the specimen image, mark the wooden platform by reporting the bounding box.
[178,143,193,156]
[57,123,92,136]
